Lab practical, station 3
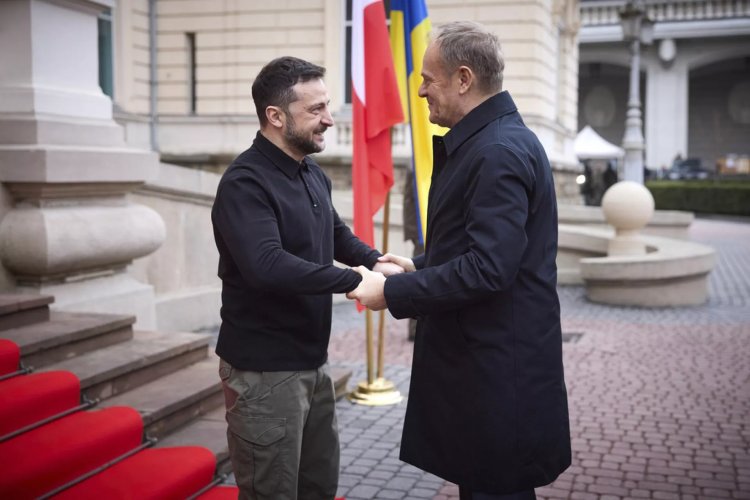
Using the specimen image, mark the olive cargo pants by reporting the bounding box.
[220,359,339,500]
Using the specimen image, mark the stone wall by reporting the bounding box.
[129,163,222,332]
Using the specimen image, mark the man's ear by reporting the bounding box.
[266,106,285,129]
[456,66,474,95]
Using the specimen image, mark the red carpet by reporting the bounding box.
[0,406,144,498]
[55,446,217,499]
[0,339,19,374]
[0,370,80,436]
[0,338,237,498]
[198,485,241,499]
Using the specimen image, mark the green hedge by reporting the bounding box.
[646,179,750,216]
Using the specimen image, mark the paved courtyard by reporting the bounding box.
[329,217,750,500]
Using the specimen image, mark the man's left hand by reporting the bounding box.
[372,261,405,277]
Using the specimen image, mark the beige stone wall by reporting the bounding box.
[115,0,151,115]
[113,0,581,202]
[152,0,328,115]
[115,1,577,120]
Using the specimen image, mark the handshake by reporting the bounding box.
[346,253,416,311]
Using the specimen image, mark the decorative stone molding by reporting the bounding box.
[0,203,164,281]
[0,0,164,328]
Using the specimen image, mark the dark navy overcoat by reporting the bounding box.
[384,91,571,493]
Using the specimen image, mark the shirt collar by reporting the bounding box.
[253,131,307,179]
[442,91,518,156]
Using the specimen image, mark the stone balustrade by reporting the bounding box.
[581,0,750,26]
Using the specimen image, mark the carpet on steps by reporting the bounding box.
[0,338,231,499]
[0,339,19,374]
[0,406,144,499]
[197,485,240,499]
[54,446,217,499]
[0,370,80,436]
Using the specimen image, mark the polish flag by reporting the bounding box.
[351,0,404,248]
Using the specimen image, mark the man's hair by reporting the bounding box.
[252,56,326,127]
[434,21,504,94]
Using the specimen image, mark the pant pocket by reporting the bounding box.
[227,413,287,497]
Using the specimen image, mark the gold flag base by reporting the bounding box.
[347,377,403,406]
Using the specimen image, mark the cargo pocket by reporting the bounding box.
[226,412,287,497]
[219,359,239,411]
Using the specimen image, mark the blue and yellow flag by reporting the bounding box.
[390,0,446,244]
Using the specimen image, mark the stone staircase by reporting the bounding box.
[0,293,230,474]
[0,292,353,478]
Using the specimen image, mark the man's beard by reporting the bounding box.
[284,115,326,156]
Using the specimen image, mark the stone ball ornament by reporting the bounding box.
[602,180,655,231]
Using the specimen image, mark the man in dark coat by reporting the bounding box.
[348,21,571,499]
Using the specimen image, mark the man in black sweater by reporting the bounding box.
[211,57,401,500]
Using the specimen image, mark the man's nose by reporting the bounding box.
[321,109,334,127]
[418,83,427,98]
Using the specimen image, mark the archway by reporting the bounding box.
[688,56,750,172]
[578,62,647,150]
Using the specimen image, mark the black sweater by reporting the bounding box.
[212,132,380,371]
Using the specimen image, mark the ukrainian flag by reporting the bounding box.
[390,0,446,244]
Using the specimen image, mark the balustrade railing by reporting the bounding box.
[581,0,750,26]
[326,115,412,161]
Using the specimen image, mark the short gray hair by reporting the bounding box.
[434,21,504,94]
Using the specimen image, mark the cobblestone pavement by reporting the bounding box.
[330,217,750,500]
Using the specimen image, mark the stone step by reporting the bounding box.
[100,353,223,440]
[41,330,212,401]
[0,293,53,331]
[156,406,231,475]
[1,311,135,369]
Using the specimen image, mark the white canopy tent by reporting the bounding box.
[574,125,625,160]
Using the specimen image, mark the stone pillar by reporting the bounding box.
[0,0,165,328]
[645,43,689,170]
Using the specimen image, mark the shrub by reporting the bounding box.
[645,179,750,216]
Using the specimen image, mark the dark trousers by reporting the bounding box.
[459,486,537,500]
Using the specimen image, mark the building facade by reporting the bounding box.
[579,0,750,174]
[0,0,580,332]
[112,0,582,197]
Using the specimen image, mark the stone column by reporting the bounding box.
[645,43,689,170]
[0,0,165,328]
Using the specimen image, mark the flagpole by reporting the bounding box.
[376,191,390,379]
[365,309,374,385]
[347,189,402,407]
[346,0,402,407]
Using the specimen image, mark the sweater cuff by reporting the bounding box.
[343,269,363,293]
[364,251,383,270]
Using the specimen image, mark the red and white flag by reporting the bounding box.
[351,0,404,248]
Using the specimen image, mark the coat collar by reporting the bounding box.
[253,131,307,179]
[442,91,517,156]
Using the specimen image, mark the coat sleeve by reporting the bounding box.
[384,144,532,319]
[212,172,362,294]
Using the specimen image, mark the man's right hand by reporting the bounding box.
[377,253,416,273]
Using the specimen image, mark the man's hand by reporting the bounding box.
[378,253,415,273]
[372,261,405,277]
[346,266,387,311]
